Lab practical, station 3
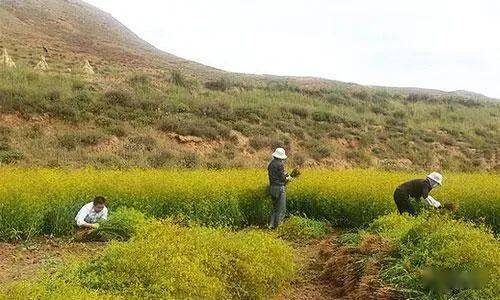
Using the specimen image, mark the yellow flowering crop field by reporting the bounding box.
[0,168,498,240]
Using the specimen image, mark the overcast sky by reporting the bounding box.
[85,0,500,98]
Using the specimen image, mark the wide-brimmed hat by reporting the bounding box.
[272,148,287,159]
[427,172,443,186]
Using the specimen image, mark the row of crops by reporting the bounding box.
[0,168,498,240]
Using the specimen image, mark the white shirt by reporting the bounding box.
[75,202,108,227]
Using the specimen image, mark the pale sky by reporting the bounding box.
[85,0,500,98]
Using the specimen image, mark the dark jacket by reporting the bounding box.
[268,158,287,186]
[396,179,433,200]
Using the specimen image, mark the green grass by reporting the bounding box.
[0,168,497,241]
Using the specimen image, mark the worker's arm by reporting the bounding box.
[278,163,291,182]
[75,205,98,228]
[425,195,442,208]
[101,207,109,221]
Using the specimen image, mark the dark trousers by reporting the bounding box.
[269,185,286,229]
[393,188,416,216]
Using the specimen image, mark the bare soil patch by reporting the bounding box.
[0,238,105,284]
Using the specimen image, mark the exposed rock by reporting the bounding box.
[169,133,203,144]
[378,158,413,171]
[0,49,16,68]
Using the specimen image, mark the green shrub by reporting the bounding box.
[2,222,296,299]
[147,151,174,168]
[0,149,23,164]
[369,214,500,299]
[306,140,332,160]
[205,77,233,91]
[249,135,271,150]
[105,125,127,137]
[77,222,295,299]
[57,132,106,150]
[158,117,231,139]
[126,135,157,151]
[312,110,333,122]
[103,90,134,107]
[169,70,193,88]
[0,136,10,151]
[276,216,330,243]
[0,125,11,136]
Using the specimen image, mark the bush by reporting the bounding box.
[276,216,330,243]
[158,117,231,139]
[205,77,233,91]
[57,132,106,150]
[249,135,271,150]
[169,70,194,88]
[126,135,157,151]
[105,125,127,137]
[306,141,332,160]
[0,136,10,151]
[368,214,500,299]
[103,90,134,107]
[2,222,295,299]
[147,151,174,168]
[312,110,333,122]
[79,222,295,299]
[0,149,23,164]
[0,124,11,136]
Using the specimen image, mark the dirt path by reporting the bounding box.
[276,234,341,300]
[0,238,105,284]
[277,233,400,300]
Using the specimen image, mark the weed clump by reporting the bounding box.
[276,216,330,243]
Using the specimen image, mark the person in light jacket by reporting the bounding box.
[75,196,108,229]
[393,172,443,216]
[268,148,292,229]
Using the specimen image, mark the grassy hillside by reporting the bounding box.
[0,68,498,170]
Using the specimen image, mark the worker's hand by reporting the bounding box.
[286,175,293,181]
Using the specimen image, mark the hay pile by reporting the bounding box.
[0,49,16,68]
[34,56,49,71]
[82,59,94,75]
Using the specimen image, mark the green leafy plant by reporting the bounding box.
[91,207,147,241]
[276,216,330,243]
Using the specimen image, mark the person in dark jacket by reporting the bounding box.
[268,148,292,229]
[394,172,443,216]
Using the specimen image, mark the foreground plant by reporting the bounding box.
[333,213,500,300]
[1,220,296,299]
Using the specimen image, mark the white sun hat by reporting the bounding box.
[427,172,443,186]
[272,148,287,160]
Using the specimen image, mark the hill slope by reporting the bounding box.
[0,0,226,77]
[0,0,498,171]
[0,0,495,100]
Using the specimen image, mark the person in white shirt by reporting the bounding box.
[75,196,108,229]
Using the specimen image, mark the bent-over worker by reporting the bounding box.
[393,172,443,216]
[75,196,108,229]
[268,148,292,229]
